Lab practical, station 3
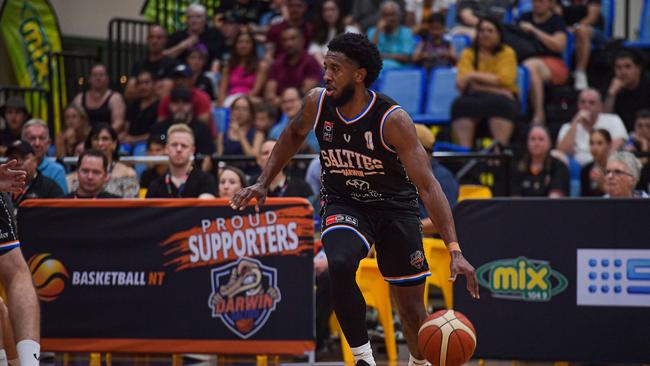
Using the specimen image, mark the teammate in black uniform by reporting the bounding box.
[231,33,479,366]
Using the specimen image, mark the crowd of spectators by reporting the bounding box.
[1,0,649,203]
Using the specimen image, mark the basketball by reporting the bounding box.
[418,310,477,366]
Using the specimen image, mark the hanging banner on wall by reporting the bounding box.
[18,198,315,355]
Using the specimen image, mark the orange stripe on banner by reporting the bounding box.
[42,338,315,355]
[19,198,312,208]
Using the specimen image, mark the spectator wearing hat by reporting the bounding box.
[7,140,63,209]
[186,43,216,100]
[603,151,648,198]
[21,119,68,193]
[157,64,214,128]
[63,149,120,199]
[0,97,30,153]
[72,64,126,132]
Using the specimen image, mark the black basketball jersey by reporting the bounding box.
[313,88,419,214]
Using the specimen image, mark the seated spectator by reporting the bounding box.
[55,103,90,159]
[265,0,313,61]
[518,0,568,124]
[146,124,217,198]
[139,135,167,190]
[68,124,139,198]
[413,13,455,69]
[73,64,126,132]
[404,0,451,27]
[265,27,322,106]
[0,97,30,153]
[604,49,650,131]
[63,149,120,199]
[348,0,385,32]
[512,124,569,197]
[256,139,313,198]
[218,165,249,199]
[638,162,650,194]
[7,140,63,209]
[309,0,361,65]
[556,88,627,166]
[451,0,514,38]
[603,151,647,198]
[626,109,650,159]
[556,0,606,90]
[124,25,178,100]
[186,43,216,100]
[218,96,264,156]
[22,119,68,193]
[254,101,277,136]
[157,64,214,128]
[123,70,159,147]
[165,4,225,68]
[269,87,319,153]
[215,0,268,29]
[452,17,518,149]
[580,129,611,196]
[367,1,416,70]
[218,31,270,107]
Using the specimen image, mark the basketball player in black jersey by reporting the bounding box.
[231,33,479,366]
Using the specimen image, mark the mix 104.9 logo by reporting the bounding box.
[476,257,568,301]
[577,249,650,307]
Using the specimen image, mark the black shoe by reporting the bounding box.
[356,361,371,366]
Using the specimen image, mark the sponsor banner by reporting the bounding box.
[454,199,650,363]
[18,199,314,354]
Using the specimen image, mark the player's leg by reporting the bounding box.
[0,297,18,366]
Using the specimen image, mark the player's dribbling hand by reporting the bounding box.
[0,160,26,193]
[229,182,268,212]
[449,251,480,299]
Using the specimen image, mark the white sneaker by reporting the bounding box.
[574,71,588,90]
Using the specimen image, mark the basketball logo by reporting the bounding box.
[27,253,69,302]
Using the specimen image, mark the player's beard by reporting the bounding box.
[331,83,355,107]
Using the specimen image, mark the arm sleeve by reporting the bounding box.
[200,173,218,196]
[456,49,474,77]
[495,47,518,89]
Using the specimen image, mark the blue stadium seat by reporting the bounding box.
[516,66,529,116]
[412,67,458,125]
[600,0,615,37]
[446,3,457,29]
[212,107,230,134]
[564,31,574,69]
[624,0,650,48]
[132,141,148,178]
[518,0,532,15]
[450,34,471,57]
[376,67,427,116]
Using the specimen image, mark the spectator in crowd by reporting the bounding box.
[157,64,213,127]
[73,64,126,132]
[413,13,455,69]
[451,0,514,38]
[638,162,650,194]
[125,25,178,100]
[603,151,647,198]
[265,0,313,61]
[254,102,277,136]
[68,123,139,198]
[414,124,459,234]
[367,1,416,70]
[146,124,217,198]
[63,149,120,199]
[580,129,611,196]
[259,0,286,27]
[139,135,167,190]
[265,27,322,106]
[309,0,361,64]
[348,0,394,32]
[186,43,216,100]
[218,165,249,199]
[218,96,264,156]
[123,70,159,147]
[604,49,650,131]
[404,0,452,27]
[305,157,321,200]
[512,124,569,197]
[215,0,269,28]
[0,97,30,153]
[556,0,606,90]
[519,0,568,124]
[451,17,518,149]
[151,87,216,171]
[218,31,270,107]
[7,140,62,209]
[626,109,650,157]
[256,139,313,198]
[22,119,68,193]
[556,88,627,166]
[165,4,225,68]
[269,87,319,152]
[55,103,90,159]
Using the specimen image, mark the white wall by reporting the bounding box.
[48,0,145,40]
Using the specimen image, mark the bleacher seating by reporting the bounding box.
[212,107,230,136]
[413,67,458,125]
[450,34,471,57]
[624,0,650,48]
[376,68,427,115]
[517,66,529,115]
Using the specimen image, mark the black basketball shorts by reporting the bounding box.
[321,202,430,286]
[0,196,19,255]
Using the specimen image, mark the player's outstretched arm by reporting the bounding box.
[0,160,26,193]
[384,109,479,299]
[230,88,323,210]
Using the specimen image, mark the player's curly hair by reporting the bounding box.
[327,33,383,88]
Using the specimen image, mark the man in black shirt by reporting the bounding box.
[146,124,217,198]
[7,140,62,209]
[64,149,120,199]
[604,49,650,131]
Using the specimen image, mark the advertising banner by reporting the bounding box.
[454,199,650,363]
[18,199,315,355]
